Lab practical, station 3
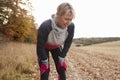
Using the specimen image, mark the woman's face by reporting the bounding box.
[56,11,74,29]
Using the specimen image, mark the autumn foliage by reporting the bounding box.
[0,0,37,43]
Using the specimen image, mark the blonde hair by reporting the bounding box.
[56,2,75,18]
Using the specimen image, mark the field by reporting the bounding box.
[0,41,120,80]
[66,41,120,80]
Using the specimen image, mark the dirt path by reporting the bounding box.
[67,47,120,80]
[33,42,120,80]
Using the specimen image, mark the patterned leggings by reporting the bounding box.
[38,47,66,80]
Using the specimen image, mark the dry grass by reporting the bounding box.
[0,42,38,80]
[80,41,120,61]
[0,41,120,80]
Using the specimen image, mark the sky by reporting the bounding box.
[29,0,120,38]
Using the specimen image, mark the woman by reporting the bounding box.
[37,2,75,80]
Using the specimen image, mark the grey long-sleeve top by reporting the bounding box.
[37,19,75,60]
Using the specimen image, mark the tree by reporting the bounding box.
[0,0,37,43]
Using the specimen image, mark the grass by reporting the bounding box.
[0,41,38,80]
[1,40,120,80]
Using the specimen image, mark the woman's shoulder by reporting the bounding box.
[38,19,52,30]
[68,22,75,30]
[40,19,51,27]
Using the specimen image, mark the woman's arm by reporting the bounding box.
[60,23,75,58]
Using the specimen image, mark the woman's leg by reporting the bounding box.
[51,47,66,80]
[38,49,50,80]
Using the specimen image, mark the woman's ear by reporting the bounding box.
[55,13,59,19]
[56,12,59,15]
[56,12,61,17]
